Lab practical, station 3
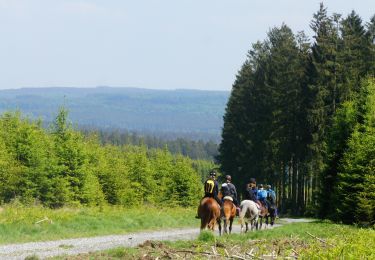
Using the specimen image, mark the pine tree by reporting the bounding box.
[339,11,372,100]
[333,79,375,224]
[51,107,89,206]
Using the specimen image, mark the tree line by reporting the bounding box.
[81,129,218,161]
[219,3,374,224]
[0,109,215,208]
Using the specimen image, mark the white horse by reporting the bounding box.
[239,200,259,233]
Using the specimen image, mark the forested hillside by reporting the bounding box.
[219,4,374,224]
[82,129,218,160]
[0,109,215,207]
[0,87,228,142]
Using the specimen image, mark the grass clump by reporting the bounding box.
[197,230,215,242]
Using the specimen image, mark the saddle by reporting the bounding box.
[223,196,233,201]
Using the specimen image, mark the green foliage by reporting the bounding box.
[0,108,204,209]
[332,79,375,224]
[169,156,201,207]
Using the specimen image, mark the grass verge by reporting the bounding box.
[0,204,198,245]
[57,221,375,259]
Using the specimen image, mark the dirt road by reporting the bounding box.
[0,218,312,259]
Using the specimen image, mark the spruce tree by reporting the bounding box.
[333,79,375,224]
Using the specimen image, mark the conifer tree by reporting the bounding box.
[51,107,89,206]
[333,79,375,223]
[339,11,372,100]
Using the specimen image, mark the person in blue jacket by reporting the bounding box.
[266,184,277,216]
[257,184,269,209]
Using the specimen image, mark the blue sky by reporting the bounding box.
[0,0,373,91]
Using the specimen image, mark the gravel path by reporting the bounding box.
[0,218,313,259]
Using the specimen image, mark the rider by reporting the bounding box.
[257,184,269,209]
[195,171,221,218]
[221,175,239,207]
[244,177,258,202]
[265,184,276,203]
[266,184,277,216]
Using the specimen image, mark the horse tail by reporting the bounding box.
[200,198,219,230]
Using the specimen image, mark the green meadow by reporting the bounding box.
[0,204,198,245]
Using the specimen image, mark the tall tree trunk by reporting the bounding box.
[282,161,287,214]
[297,162,305,215]
[292,157,298,215]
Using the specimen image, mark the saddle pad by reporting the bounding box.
[223,196,233,201]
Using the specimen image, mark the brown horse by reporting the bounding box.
[257,202,269,229]
[222,197,236,234]
[198,197,221,234]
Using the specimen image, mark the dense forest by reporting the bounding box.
[219,4,375,224]
[0,109,216,208]
[81,129,218,160]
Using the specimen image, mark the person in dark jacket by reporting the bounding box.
[244,177,258,202]
[220,175,239,206]
[195,171,221,218]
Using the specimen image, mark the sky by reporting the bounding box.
[0,0,374,91]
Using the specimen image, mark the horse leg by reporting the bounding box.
[240,216,245,234]
[229,218,233,234]
[258,217,262,230]
[224,218,228,234]
[200,218,205,230]
[218,218,222,236]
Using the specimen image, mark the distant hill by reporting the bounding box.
[0,87,229,142]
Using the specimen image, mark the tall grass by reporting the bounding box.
[0,203,198,244]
